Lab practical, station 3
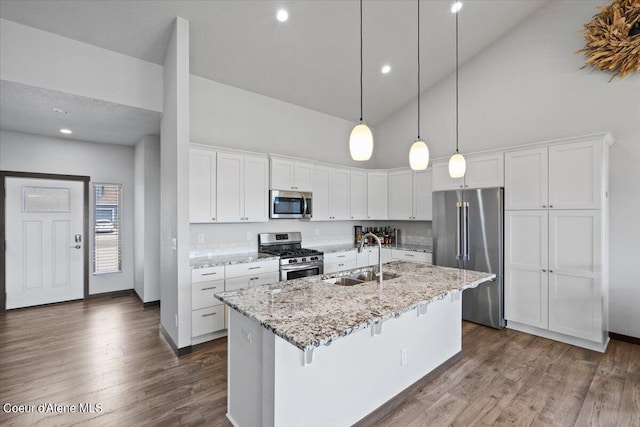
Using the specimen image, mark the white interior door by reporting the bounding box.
[5,177,84,309]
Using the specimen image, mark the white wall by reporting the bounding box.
[374,1,640,338]
[0,130,135,295]
[190,75,373,167]
[0,18,163,113]
[160,18,191,349]
[134,135,161,303]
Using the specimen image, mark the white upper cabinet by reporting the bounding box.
[388,169,413,220]
[328,167,350,220]
[189,148,217,223]
[413,169,433,221]
[270,156,314,192]
[504,147,548,210]
[432,153,504,192]
[312,165,349,221]
[216,151,268,223]
[349,170,367,220]
[243,155,269,222]
[312,166,330,221]
[548,142,602,210]
[367,172,388,220]
[388,168,432,221]
[505,139,603,210]
[432,161,463,191]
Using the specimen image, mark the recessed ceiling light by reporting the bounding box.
[53,108,68,114]
[381,65,391,74]
[60,128,72,134]
[276,9,289,22]
[451,2,463,13]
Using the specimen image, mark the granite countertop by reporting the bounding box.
[311,243,433,254]
[215,261,494,351]
[190,252,279,269]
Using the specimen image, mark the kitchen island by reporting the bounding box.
[215,261,494,427]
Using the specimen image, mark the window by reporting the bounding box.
[94,183,122,274]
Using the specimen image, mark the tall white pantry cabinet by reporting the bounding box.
[504,133,613,352]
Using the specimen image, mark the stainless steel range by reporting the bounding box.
[258,232,323,281]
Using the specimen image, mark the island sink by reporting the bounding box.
[327,271,400,286]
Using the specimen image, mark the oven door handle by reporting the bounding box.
[281,262,323,271]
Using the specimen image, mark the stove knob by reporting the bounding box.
[290,259,297,264]
[310,256,317,261]
[301,257,307,262]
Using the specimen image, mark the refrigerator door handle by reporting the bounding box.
[463,202,470,261]
[456,201,463,261]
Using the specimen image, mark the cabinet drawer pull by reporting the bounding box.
[202,312,217,317]
[405,254,415,257]
[212,217,216,220]
[549,205,553,208]
[337,255,346,258]
[248,266,261,270]
[542,205,547,208]
[549,270,554,273]
[201,272,218,276]
[541,269,547,273]
[201,286,218,291]
[338,263,344,267]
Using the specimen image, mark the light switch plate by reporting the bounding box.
[197,233,205,243]
[171,238,177,251]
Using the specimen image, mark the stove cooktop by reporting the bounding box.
[260,247,323,259]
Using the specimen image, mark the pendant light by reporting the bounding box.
[448,1,466,178]
[409,0,430,170]
[349,0,373,161]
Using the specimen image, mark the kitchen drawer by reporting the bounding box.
[323,250,356,264]
[225,260,279,278]
[391,250,431,263]
[191,265,225,284]
[192,280,225,310]
[225,272,280,292]
[192,304,225,337]
[324,260,357,274]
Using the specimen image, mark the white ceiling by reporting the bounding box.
[0,0,551,144]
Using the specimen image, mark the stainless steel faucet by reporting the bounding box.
[358,232,383,285]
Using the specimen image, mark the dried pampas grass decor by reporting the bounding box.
[576,0,640,81]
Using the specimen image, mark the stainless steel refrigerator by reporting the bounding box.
[432,187,505,329]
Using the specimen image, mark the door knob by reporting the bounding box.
[71,245,81,249]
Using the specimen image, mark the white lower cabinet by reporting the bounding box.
[324,250,357,274]
[356,247,379,268]
[192,305,225,338]
[505,209,606,351]
[191,260,279,342]
[391,249,431,263]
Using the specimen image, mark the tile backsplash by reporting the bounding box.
[190,220,432,257]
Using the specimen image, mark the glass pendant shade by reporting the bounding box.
[448,152,466,178]
[349,122,373,161]
[409,139,429,170]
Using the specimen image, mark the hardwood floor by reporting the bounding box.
[1,295,638,427]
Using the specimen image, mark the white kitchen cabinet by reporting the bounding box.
[391,249,431,263]
[270,156,314,192]
[548,210,602,342]
[367,171,388,220]
[225,272,280,292]
[189,149,217,223]
[312,166,350,221]
[388,168,432,221]
[413,169,433,221]
[349,169,367,220]
[505,139,603,210]
[324,250,357,273]
[504,132,612,352]
[312,166,330,221]
[432,153,503,192]
[217,152,268,223]
[504,210,549,329]
[191,265,227,340]
[356,247,378,268]
[388,169,413,220]
[225,259,279,281]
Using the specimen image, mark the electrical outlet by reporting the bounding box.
[242,327,253,344]
[400,348,408,366]
[247,231,252,241]
[197,233,205,243]
[175,314,178,327]
[171,237,177,251]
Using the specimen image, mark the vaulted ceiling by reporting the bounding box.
[0,0,551,144]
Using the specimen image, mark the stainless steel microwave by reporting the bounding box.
[270,190,312,219]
